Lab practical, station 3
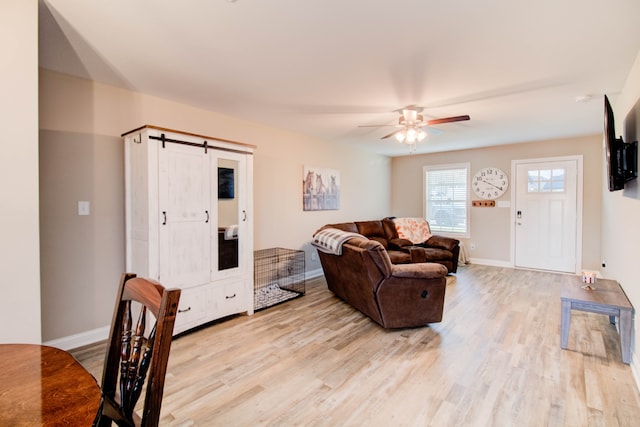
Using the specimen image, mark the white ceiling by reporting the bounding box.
[39,0,640,156]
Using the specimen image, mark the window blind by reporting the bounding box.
[424,164,469,235]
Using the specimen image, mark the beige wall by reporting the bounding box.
[391,135,603,270]
[0,1,41,342]
[39,69,391,342]
[39,130,124,340]
[602,49,640,372]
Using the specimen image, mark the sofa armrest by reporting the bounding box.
[425,235,459,251]
[388,238,413,250]
[390,262,448,279]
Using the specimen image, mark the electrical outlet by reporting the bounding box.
[469,242,476,250]
[78,201,90,216]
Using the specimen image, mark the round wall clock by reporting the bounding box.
[472,167,509,200]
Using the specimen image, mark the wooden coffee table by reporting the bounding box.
[561,276,634,364]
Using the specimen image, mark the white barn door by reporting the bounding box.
[158,143,211,287]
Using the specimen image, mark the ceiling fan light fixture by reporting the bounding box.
[366,106,470,152]
[406,127,418,143]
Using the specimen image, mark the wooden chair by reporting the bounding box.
[94,273,181,427]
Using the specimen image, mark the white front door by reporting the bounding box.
[514,158,580,273]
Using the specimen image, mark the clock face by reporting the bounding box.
[472,167,509,200]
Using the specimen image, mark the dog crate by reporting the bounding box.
[254,248,305,310]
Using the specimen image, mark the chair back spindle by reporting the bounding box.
[94,273,180,427]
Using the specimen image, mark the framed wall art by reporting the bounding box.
[302,166,340,211]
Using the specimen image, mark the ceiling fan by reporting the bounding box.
[359,106,470,146]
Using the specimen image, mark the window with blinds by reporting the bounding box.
[423,163,469,236]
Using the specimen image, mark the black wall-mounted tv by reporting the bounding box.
[604,94,638,191]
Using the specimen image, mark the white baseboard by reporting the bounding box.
[305,268,324,279]
[44,325,110,351]
[466,258,512,268]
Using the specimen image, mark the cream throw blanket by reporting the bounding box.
[312,228,363,255]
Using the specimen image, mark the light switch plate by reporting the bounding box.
[78,201,90,216]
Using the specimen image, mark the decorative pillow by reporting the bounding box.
[394,217,431,244]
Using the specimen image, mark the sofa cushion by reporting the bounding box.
[355,221,389,248]
[388,250,411,264]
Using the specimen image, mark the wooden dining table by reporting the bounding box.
[0,343,102,426]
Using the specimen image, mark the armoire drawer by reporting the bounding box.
[173,286,208,334]
[210,280,246,318]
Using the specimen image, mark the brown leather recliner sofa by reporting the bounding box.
[323,218,460,273]
[313,232,448,328]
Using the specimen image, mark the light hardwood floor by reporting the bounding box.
[73,264,640,426]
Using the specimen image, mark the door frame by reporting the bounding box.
[510,155,583,274]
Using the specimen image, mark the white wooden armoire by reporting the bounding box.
[122,125,255,335]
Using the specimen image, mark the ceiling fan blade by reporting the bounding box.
[426,115,470,126]
[424,126,444,136]
[381,130,400,139]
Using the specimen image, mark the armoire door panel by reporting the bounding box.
[159,143,211,286]
[161,221,210,287]
[165,149,209,218]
